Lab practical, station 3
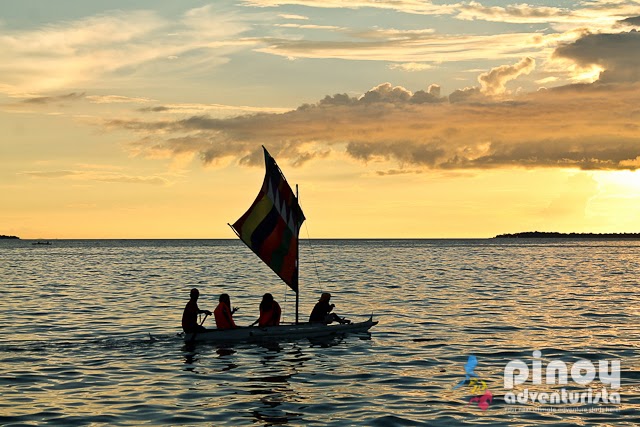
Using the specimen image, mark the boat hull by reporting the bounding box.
[184,317,378,343]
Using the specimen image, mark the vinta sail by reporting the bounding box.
[230,146,305,293]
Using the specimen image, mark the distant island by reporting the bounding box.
[0,235,20,239]
[495,231,640,239]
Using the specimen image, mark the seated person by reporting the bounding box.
[251,293,281,327]
[214,293,238,330]
[309,292,350,324]
[182,288,212,334]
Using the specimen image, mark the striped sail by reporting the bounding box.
[231,147,306,292]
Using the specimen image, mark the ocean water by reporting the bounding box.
[1,238,639,426]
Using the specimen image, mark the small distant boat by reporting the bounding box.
[185,146,377,343]
[32,241,51,245]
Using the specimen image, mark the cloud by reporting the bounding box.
[22,170,80,178]
[275,23,343,30]
[22,92,86,105]
[104,85,640,172]
[6,2,630,100]
[135,102,289,117]
[243,0,457,15]
[86,95,155,104]
[389,62,433,72]
[279,14,309,20]
[412,84,444,104]
[448,86,482,103]
[98,30,640,173]
[617,16,640,27]
[554,30,640,83]
[21,169,169,185]
[453,1,629,28]
[456,1,574,24]
[478,57,535,96]
[359,82,413,103]
[0,6,251,95]
[245,0,640,30]
[536,76,559,85]
[139,106,172,113]
[375,169,423,176]
[257,30,548,63]
[353,28,436,39]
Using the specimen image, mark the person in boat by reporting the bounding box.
[309,292,350,324]
[214,293,238,330]
[182,288,212,334]
[250,293,282,327]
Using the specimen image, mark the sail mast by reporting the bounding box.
[295,184,300,325]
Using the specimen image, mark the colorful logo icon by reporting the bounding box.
[454,355,493,411]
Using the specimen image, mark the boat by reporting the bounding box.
[184,317,378,343]
[184,146,377,343]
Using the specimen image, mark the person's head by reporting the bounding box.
[260,293,274,310]
[319,292,331,303]
[219,293,230,306]
[190,288,199,300]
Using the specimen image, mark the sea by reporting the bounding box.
[1,238,638,426]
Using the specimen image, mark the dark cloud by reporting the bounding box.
[375,169,423,176]
[138,106,171,112]
[108,82,640,171]
[448,86,483,103]
[347,140,446,167]
[411,84,445,104]
[109,77,640,170]
[317,93,357,107]
[617,16,640,27]
[554,30,640,83]
[438,136,640,170]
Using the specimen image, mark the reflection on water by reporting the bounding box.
[1,239,640,426]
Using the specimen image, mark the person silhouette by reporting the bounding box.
[308,292,350,324]
[214,293,238,330]
[181,288,212,333]
[250,293,282,327]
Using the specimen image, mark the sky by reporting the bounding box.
[2,0,640,239]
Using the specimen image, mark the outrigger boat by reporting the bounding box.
[184,316,378,343]
[184,147,377,343]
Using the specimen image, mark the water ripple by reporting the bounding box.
[1,239,639,425]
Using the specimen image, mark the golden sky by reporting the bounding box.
[2,1,640,238]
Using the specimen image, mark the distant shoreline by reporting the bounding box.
[495,231,640,239]
[0,235,19,240]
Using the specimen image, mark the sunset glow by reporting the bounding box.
[2,1,640,238]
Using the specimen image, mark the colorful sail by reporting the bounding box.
[231,147,306,292]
